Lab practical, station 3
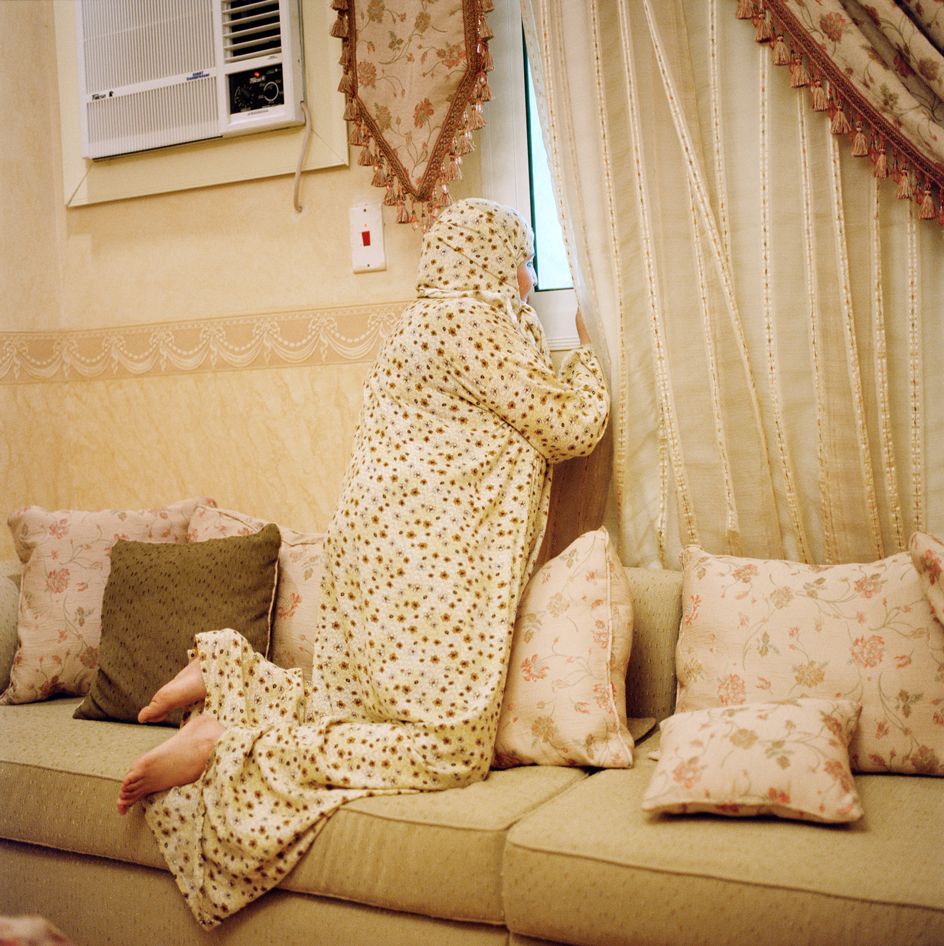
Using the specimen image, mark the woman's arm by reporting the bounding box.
[444,302,609,464]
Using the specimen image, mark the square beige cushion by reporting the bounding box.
[676,546,944,775]
[2,499,213,705]
[0,698,586,927]
[494,529,636,768]
[503,748,944,946]
[188,505,324,674]
[642,698,863,823]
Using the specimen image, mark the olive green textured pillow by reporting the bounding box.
[74,523,280,725]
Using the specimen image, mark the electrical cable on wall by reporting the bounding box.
[293,101,314,213]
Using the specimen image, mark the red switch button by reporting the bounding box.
[361,230,371,247]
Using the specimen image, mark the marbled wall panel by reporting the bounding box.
[0,361,371,560]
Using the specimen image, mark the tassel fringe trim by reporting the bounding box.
[332,1,494,228]
[741,0,944,226]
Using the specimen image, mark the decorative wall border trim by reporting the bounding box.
[0,302,410,384]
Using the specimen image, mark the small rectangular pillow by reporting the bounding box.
[2,498,214,704]
[187,504,324,674]
[676,546,944,776]
[494,528,643,768]
[74,524,280,726]
[642,698,864,823]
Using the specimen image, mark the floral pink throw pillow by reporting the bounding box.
[676,547,944,776]
[188,505,324,674]
[911,532,944,626]
[493,528,636,768]
[642,698,863,823]
[2,498,213,704]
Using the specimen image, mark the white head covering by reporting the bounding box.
[416,198,551,363]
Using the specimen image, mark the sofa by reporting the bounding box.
[1,556,942,946]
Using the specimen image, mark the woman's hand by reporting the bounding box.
[575,310,592,346]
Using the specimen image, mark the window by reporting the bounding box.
[480,1,578,349]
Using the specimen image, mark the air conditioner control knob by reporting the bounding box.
[263,82,280,103]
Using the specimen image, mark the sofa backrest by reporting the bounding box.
[625,567,683,723]
[0,561,21,694]
[0,559,685,723]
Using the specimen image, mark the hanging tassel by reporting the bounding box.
[789,56,809,88]
[737,0,754,19]
[852,122,869,157]
[343,99,358,122]
[339,44,351,67]
[831,106,851,136]
[477,73,492,102]
[330,13,348,39]
[479,18,494,40]
[481,44,493,72]
[468,103,485,131]
[397,201,411,225]
[811,81,828,111]
[773,34,790,66]
[337,72,354,95]
[348,122,366,146]
[896,169,913,201]
[371,162,386,187]
[937,191,944,227]
[480,0,495,13]
[331,0,348,9]
[358,143,375,167]
[873,147,888,179]
[754,13,773,43]
[920,188,936,219]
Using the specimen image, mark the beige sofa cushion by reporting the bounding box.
[0,699,586,926]
[504,740,944,946]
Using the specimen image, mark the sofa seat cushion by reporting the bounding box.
[504,743,944,946]
[0,699,586,925]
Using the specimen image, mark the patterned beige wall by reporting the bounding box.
[0,1,484,561]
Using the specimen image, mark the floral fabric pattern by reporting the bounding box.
[2,498,212,704]
[642,698,864,823]
[188,505,324,675]
[334,0,493,223]
[676,547,944,776]
[911,531,944,627]
[744,0,944,222]
[493,528,635,769]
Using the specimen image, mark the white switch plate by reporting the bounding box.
[350,202,386,273]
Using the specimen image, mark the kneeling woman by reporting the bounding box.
[118,198,609,928]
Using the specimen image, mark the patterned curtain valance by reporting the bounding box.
[739,0,944,224]
[331,0,494,227]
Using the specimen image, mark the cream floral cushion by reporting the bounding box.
[676,547,944,775]
[642,698,864,823]
[911,532,944,626]
[493,528,636,768]
[2,498,212,704]
[188,505,324,674]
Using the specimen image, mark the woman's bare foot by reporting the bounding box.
[116,713,224,815]
[138,657,207,723]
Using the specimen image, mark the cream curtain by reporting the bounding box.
[521,0,944,568]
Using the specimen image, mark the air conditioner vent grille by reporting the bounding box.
[222,0,282,63]
[85,77,219,158]
[80,0,215,93]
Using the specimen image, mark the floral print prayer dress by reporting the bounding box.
[143,198,609,928]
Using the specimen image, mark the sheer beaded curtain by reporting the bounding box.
[521,0,944,568]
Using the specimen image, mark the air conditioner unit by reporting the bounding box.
[75,0,305,160]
